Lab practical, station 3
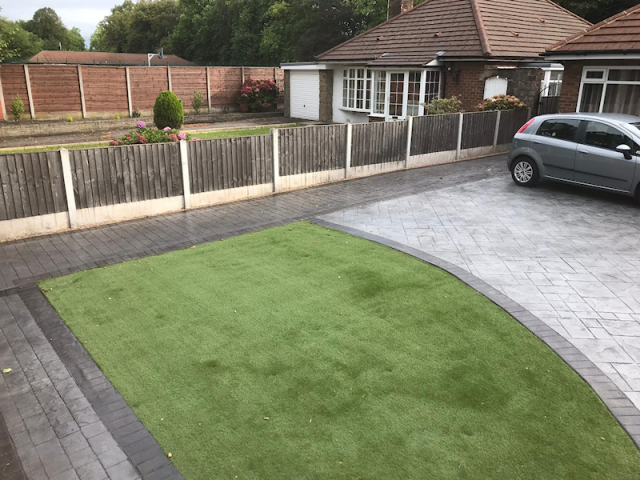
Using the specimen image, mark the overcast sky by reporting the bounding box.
[2,1,121,47]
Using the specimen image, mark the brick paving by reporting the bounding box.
[0,157,506,479]
[319,175,640,447]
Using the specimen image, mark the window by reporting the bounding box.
[583,121,629,151]
[536,119,579,142]
[373,71,386,115]
[388,73,404,117]
[424,70,441,106]
[578,68,640,116]
[406,71,421,116]
[342,68,370,111]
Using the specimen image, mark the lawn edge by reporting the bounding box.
[310,217,640,450]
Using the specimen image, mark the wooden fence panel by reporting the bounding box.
[188,135,273,193]
[69,143,182,209]
[410,114,459,156]
[0,152,67,220]
[278,125,347,176]
[497,109,531,145]
[461,111,498,150]
[351,121,407,167]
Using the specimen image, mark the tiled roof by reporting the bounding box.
[317,0,590,65]
[28,51,193,66]
[548,4,640,53]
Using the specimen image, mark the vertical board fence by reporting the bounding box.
[462,111,498,150]
[497,110,531,146]
[69,143,182,209]
[351,122,407,167]
[188,135,273,193]
[410,114,460,156]
[0,151,67,220]
[279,125,347,176]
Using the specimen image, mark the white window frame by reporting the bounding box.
[541,67,564,98]
[577,66,640,113]
[341,68,371,113]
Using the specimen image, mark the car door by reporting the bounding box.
[531,118,580,180]
[574,120,638,192]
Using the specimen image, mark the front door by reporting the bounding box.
[531,118,580,180]
[386,72,406,121]
[574,120,638,192]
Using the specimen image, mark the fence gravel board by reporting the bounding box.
[279,125,347,176]
[410,114,459,156]
[188,135,273,193]
[497,110,531,146]
[351,121,407,167]
[0,152,67,220]
[461,112,498,150]
[69,143,182,209]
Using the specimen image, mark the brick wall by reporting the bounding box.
[0,64,284,120]
[284,70,291,117]
[319,70,334,123]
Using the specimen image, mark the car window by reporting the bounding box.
[536,119,580,142]
[583,121,635,153]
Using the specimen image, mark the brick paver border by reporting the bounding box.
[312,217,640,449]
[1,286,184,480]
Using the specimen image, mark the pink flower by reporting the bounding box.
[163,126,171,132]
[137,121,146,128]
[178,132,186,140]
[191,137,198,141]
[138,136,148,144]
[126,136,131,140]
[109,140,120,146]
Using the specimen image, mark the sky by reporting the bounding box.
[2,1,121,48]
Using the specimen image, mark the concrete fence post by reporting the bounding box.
[405,116,413,169]
[167,66,172,91]
[59,149,77,228]
[345,123,353,178]
[272,128,280,192]
[179,140,191,209]
[206,67,212,113]
[493,110,502,152]
[77,66,87,119]
[241,66,245,84]
[24,65,35,119]
[125,67,133,117]
[456,112,464,160]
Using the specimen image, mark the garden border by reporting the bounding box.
[311,217,640,449]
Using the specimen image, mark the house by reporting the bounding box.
[545,4,640,115]
[282,0,590,122]
[28,51,193,67]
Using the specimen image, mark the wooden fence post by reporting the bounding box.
[493,110,501,152]
[272,128,280,192]
[455,112,464,160]
[24,65,35,119]
[125,67,133,117]
[206,67,211,113]
[405,116,413,169]
[345,123,353,178]
[241,66,245,84]
[59,149,77,228]
[0,72,6,121]
[179,140,191,209]
[167,66,172,91]
[77,66,87,119]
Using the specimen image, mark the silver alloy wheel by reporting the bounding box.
[514,161,533,184]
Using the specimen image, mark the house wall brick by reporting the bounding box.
[319,70,334,123]
[284,70,291,117]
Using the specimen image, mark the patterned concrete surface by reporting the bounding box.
[320,176,640,413]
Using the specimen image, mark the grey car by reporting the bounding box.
[507,113,640,198]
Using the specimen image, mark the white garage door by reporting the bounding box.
[483,76,508,99]
[290,70,320,120]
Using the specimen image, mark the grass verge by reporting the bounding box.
[41,222,640,479]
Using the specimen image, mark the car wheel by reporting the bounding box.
[511,157,539,187]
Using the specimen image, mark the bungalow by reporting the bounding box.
[545,4,640,115]
[282,0,590,122]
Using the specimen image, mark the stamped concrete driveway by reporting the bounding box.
[320,175,640,410]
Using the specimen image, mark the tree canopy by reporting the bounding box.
[22,7,85,51]
[0,16,43,62]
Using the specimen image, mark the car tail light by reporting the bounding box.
[517,118,535,134]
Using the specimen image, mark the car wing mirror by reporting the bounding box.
[616,144,632,160]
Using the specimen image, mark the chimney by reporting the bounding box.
[388,0,413,19]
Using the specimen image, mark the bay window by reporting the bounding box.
[342,68,371,111]
[578,67,640,115]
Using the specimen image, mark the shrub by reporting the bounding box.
[237,79,278,113]
[115,113,120,120]
[192,90,204,115]
[477,94,528,111]
[11,95,24,122]
[67,115,74,122]
[109,121,191,146]
[153,91,184,129]
[423,96,463,115]
[132,109,142,118]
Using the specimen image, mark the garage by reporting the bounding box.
[289,70,320,120]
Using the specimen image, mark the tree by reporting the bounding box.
[0,17,43,62]
[555,0,637,24]
[66,27,86,52]
[22,7,84,51]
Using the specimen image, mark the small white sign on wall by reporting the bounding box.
[484,76,508,99]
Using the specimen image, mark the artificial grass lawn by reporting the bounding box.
[41,223,640,479]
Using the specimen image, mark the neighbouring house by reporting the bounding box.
[545,4,640,115]
[282,0,590,122]
[28,51,193,67]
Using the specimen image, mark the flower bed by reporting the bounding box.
[476,94,528,111]
[237,79,279,113]
[109,121,197,146]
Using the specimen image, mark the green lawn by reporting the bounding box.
[41,223,640,479]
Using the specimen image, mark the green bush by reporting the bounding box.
[132,109,142,118]
[237,79,279,113]
[109,121,192,146]
[153,91,184,129]
[11,95,24,122]
[423,96,463,115]
[477,94,528,111]
[192,90,204,115]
